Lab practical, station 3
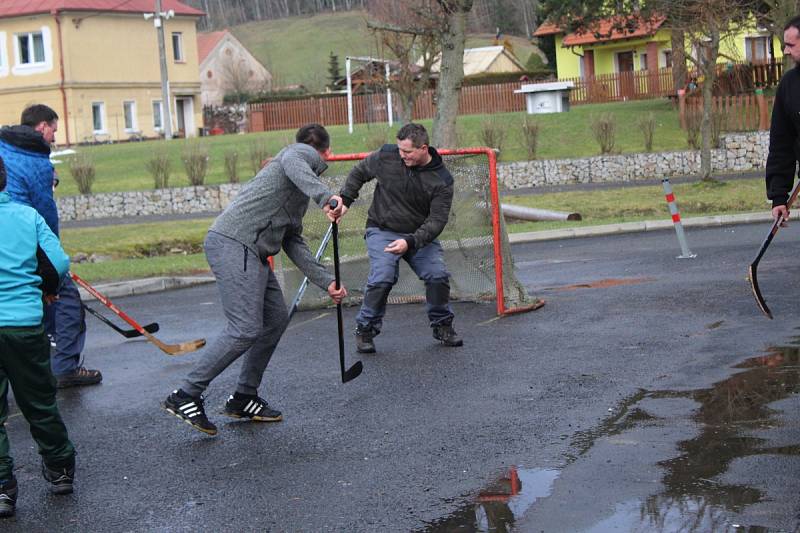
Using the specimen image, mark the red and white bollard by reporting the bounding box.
[662,178,696,259]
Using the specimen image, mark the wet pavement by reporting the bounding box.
[3,222,800,531]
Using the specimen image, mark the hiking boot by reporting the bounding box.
[354,325,376,354]
[41,461,74,495]
[163,390,218,436]
[433,324,463,347]
[222,394,282,422]
[56,366,102,389]
[0,477,17,518]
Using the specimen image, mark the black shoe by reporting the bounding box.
[41,461,74,495]
[433,324,463,347]
[163,390,218,436]
[0,477,17,518]
[56,366,102,389]
[354,325,376,354]
[222,394,282,422]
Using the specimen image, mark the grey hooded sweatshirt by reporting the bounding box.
[210,142,335,290]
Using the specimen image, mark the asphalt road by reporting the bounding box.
[4,222,800,532]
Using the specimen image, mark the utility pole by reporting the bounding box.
[146,0,175,139]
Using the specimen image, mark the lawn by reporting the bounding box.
[63,176,769,282]
[54,99,689,197]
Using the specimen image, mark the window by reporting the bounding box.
[0,32,7,76]
[152,100,163,130]
[92,102,106,133]
[639,53,648,70]
[745,36,769,63]
[662,50,673,69]
[123,101,137,131]
[172,32,184,62]
[18,32,45,64]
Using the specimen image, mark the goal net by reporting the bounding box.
[272,148,542,316]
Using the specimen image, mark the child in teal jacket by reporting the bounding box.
[0,156,76,518]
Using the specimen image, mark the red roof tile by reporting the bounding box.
[197,30,227,63]
[0,0,205,19]
[534,15,666,46]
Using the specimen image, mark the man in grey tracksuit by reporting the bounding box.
[340,123,463,354]
[164,124,347,436]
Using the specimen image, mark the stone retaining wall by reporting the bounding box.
[56,132,769,222]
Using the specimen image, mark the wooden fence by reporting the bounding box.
[683,93,775,131]
[246,61,783,133]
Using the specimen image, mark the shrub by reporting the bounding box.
[182,141,209,186]
[248,141,270,175]
[224,150,239,183]
[68,153,96,195]
[521,117,539,160]
[479,119,507,154]
[590,113,616,154]
[637,112,656,152]
[686,111,701,149]
[145,150,171,189]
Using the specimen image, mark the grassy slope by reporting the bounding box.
[230,11,546,91]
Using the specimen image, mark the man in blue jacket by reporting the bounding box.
[0,104,101,388]
[0,157,77,518]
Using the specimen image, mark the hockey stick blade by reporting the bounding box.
[747,263,772,319]
[342,360,363,383]
[70,272,205,356]
[83,304,160,338]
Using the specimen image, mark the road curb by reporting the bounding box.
[508,211,791,244]
[76,274,216,300]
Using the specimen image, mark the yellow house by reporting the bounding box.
[0,0,205,145]
[535,15,784,81]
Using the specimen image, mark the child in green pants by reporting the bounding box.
[0,156,76,518]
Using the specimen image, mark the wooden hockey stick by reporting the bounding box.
[748,179,800,319]
[70,272,205,355]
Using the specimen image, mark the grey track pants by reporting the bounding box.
[182,231,289,397]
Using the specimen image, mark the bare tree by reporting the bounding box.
[759,0,800,70]
[367,0,440,124]
[221,57,255,103]
[653,0,759,180]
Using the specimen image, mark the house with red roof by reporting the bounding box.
[535,15,783,83]
[0,0,206,144]
[198,29,271,106]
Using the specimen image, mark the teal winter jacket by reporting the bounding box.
[0,191,69,327]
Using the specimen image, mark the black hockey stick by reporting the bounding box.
[82,303,160,338]
[330,202,363,383]
[748,179,800,319]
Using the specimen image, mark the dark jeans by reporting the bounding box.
[355,227,454,332]
[0,324,75,482]
[44,275,87,376]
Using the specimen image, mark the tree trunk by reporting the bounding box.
[700,29,720,181]
[670,29,688,93]
[432,2,471,148]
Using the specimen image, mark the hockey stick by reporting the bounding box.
[288,224,334,319]
[330,204,363,383]
[748,179,800,319]
[82,303,160,338]
[70,272,205,356]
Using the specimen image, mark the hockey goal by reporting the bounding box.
[272,147,543,316]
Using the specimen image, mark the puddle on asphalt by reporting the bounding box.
[422,343,800,532]
[420,467,560,532]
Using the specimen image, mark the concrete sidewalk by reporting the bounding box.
[80,209,788,299]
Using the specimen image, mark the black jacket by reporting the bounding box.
[340,144,454,250]
[766,65,800,207]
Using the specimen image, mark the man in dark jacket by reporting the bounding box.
[0,104,101,389]
[163,124,348,436]
[766,16,800,221]
[340,123,463,354]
